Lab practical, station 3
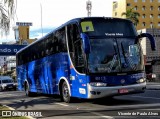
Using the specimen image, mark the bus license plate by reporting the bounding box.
[118,89,128,94]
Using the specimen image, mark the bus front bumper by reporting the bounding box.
[87,82,146,99]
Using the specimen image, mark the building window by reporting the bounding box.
[158,6,160,11]
[150,22,153,28]
[134,0,137,2]
[115,12,117,16]
[142,22,146,27]
[134,6,138,10]
[127,3,131,6]
[142,14,146,18]
[150,0,153,2]
[158,14,160,18]
[159,0,160,3]
[142,0,145,2]
[150,14,153,18]
[142,6,145,11]
[158,22,160,27]
[27,28,29,39]
[150,6,153,10]
[113,2,118,10]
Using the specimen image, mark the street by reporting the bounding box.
[0,89,160,119]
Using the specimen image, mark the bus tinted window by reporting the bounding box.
[81,19,137,37]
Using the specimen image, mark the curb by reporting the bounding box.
[146,85,160,90]
[146,88,160,90]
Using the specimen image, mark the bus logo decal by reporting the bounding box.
[121,79,125,84]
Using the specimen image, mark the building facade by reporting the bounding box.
[139,28,160,81]
[0,22,36,74]
[13,22,36,45]
[113,0,160,30]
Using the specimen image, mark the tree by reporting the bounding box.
[0,0,16,36]
[121,8,140,26]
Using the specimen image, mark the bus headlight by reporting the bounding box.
[136,78,146,83]
[90,82,107,87]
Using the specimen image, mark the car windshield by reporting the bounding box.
[88,38,143,73]
[2,79,13,83]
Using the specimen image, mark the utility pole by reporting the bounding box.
[86,0,92,17]
[40,3,43,37]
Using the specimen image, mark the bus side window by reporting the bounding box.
[55,27,66,52]
[46,34,55,55]
[45,38,49,55]
[37,43,41,59]
[68,24,85,73]
[67,24,76,65]
[41,51,44,57]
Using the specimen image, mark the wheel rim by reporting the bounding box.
[63,83,69,100]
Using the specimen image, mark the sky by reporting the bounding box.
[0,0,116,43]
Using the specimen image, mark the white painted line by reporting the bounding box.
[55,103,114,118]
[140,108,160,110]
[55,103,69,107]
[131,96,160,100]
[90,111,114,119]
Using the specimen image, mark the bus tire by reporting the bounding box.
[24,82,32,97]
[62,81,71,103]
[0,86,3,91]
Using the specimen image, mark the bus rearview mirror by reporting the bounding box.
[137,33,156,51]
[80,33,91,54]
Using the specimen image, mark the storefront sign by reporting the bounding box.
[0,45,26,56]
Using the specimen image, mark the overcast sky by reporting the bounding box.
[0,0,116,43]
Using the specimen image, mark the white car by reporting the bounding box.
[0,76,17,91]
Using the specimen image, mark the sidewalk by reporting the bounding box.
[146,82,160,90]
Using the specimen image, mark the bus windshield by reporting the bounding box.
[88,38,143,73]
[80,18,137,37]
[80,18,143,73]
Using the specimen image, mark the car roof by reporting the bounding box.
[0,76,12,80]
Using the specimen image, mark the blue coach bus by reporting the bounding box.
[16,17,156,103]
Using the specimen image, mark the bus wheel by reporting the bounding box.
[25,82,32,97]
[0,87,3,91]
[62,81,71,103]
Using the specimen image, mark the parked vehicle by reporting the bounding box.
[146,73,156,82]
[0,76,17,91]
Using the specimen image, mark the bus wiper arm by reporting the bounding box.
[121,42,127,63]
[121,42,136,70]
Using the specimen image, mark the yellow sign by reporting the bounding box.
[81,21,94,32]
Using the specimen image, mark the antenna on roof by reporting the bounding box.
[86,0,92,17]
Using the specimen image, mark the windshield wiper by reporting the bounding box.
[121,42,137,70]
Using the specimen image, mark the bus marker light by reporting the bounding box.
[82,84,86,86]
[70,65,74,69]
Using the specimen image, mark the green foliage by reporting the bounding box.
[0,0,16,36]
[121,8,140,26]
